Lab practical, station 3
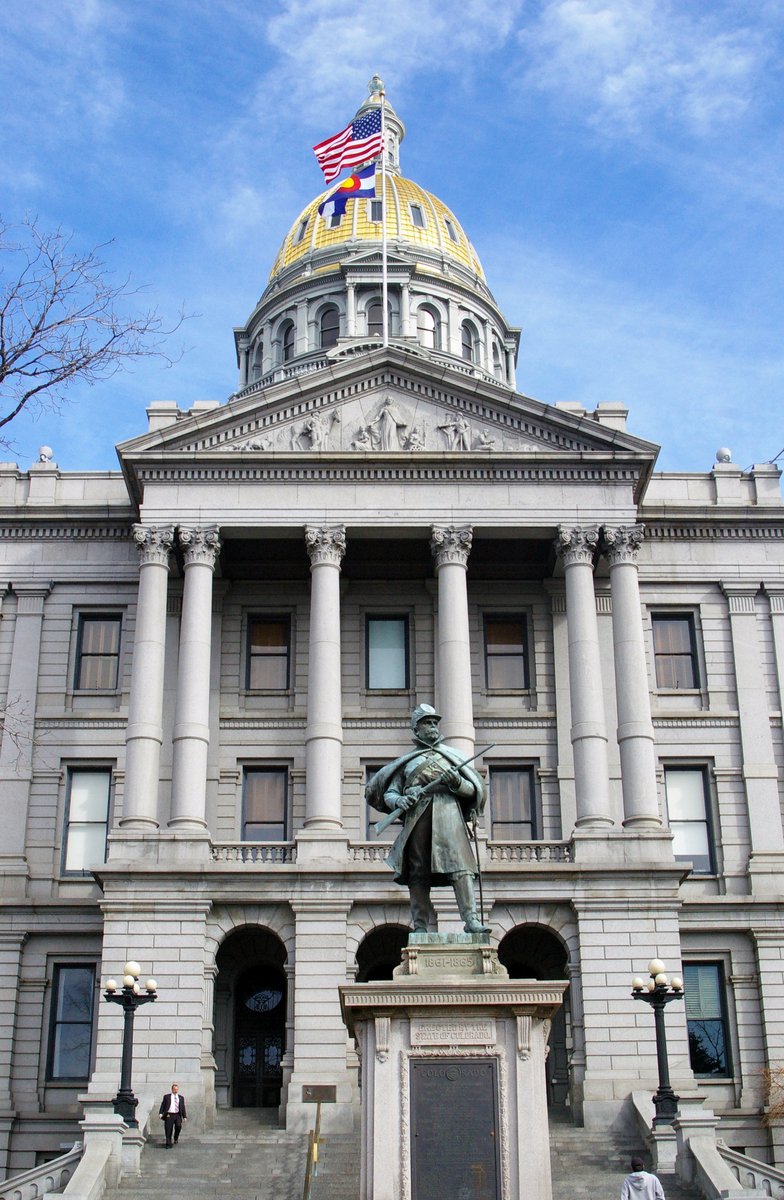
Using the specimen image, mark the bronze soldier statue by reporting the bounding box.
[366,704,489,934]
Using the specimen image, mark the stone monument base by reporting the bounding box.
[340,934,566,1200]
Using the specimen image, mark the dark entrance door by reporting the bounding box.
[233,965,286,1107]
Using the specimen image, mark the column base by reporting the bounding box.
[0,856,28,897]
[295,829,349,863]
[748,852,784,896]
[571,827,678,865]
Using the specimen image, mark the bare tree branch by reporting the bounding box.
[0,215,187,440]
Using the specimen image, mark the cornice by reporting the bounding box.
[0,523,132,540]
[135,461,644,487]
[645,521,784,540]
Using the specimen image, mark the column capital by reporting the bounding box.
[305,524,346,567]
[178,525,222,568]
[555,525,599,567]
[721,581,759,613]
[132,524,175,567]
[430,524,473,568]
[601,523,645,564]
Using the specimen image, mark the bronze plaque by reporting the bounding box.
[301,1084,336,1103]
[411,1059,500,1200]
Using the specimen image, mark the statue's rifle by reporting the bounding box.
[373,744,495,836]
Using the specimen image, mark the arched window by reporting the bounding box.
[367,301,384,338]
[416,306,440,350]
[492,340,503,377]
[319,307,340,349]
[461,320,478,363]
[280,320,295,364]
[251,340,264,381]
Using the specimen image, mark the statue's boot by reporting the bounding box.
[453,873,490,934]
[409,882,437,932]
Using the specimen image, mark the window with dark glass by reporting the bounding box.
[367,301,384,337]
[47,964,96,1080]
[484,616,529,690]
[367,616,409,689]
[489,767,536,840]
[328,212,341,229]
[444,217,459,243]
[417,306,439,350]
[247,617,290,690]
[369,200,382,222]
[74,614,121,690]
[652,613,700,689]
[281,321,295,363]
[664,766,714,873]
[461,321,477,362]
[320,307,340,349]
[243,768,288,841]
[294,217,308,244]
[63,769,111,874]
[684,962,732,1077]
[410,204,425,228]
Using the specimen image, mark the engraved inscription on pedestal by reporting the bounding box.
[411,1017,496,1046]
[411,1059,500,1200]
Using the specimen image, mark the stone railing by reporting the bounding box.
[348,842,393,863]
[716,1140,784,1198]
[211,843,296,864]
[0,1141,81,1200]
[487,841,573,863]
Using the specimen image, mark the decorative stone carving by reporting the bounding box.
[304,524,346,567]
[292,409,340,451]
[601,523,645,564]
[554,524,600,567]
[438,414,471,450]
[132,524,175,567]
[474,429,496,450]
[178,525,222,567]
[406,422,427,450]
[430,524,473,568]
[351,426,373,451]
[375,1014,390,1063]
[233,433,272,451]
[367,394,410,450]
[515,1011,532,1060]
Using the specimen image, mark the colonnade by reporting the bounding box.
[119,519,661,834]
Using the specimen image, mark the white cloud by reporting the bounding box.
[522,0,769,137]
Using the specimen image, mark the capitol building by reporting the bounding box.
[1,81,783,1178]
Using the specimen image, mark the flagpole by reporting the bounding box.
[380,86,388,348]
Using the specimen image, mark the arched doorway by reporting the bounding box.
[498,925,570,1108]
[214,926,288,1109]
[356,925,409,981]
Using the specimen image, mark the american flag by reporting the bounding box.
[312,108,383,185]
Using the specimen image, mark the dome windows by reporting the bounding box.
[320,306,340,349]
[369,200,382,223]
[461,320,479,363]
[444,217,459,244]
[416,305,441,351]
[294,217,308,245]
[280,320,295,364]
[410,203,426,229]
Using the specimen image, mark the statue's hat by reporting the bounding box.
[411,703,441,730]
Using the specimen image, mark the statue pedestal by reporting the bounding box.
[340,934,567,1200]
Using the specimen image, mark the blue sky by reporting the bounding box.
[2,0,782,475]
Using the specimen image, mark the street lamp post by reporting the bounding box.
[631,958,685,1127]
[104,961,157,1126]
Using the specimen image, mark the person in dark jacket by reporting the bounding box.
[159,1083,187,1147]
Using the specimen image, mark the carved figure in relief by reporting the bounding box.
[407,422,427,451]
[475,429,496,450]
[351,426,373,451]
[438,415,471,450]
[234,433,272,451]
[365,704,489,934]
[368,394,409,450]
[292,410,339,451]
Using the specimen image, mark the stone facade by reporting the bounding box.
[1,83,783,1181]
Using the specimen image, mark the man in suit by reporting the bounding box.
[159,1082,187,1147]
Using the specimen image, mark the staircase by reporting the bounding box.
[550,1107,697,1200]
[102,1106,699,1200]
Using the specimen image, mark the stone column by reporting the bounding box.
[169,526,221,831]
[431,525,474,756]
[295,298,308,356]
[121,526,174,830]
[0,932,26,1168]
[447,298,460,357]
[602,525,660,829]
[544,583,576,837]
[555,527,612,827]
[237,336,250,389]
[0,583,52,895]
[505,345,516,388]
[303,526,346,830]
[765,586,784,719]
[346,283,357,337]
[722,583,784,892]
[401,281,411,337]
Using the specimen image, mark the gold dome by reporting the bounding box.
[268,173,485,282]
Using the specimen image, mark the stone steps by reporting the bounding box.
[105,1107,699,1200]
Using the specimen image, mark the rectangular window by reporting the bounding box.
[664,767,714,874]
[74,614,121,690]
[410,204,425,228]
[366,616,409,690]
[295,217,308,243]
[247,617,290,690]
[489,767,536,840]
[328,212,342,228]
[484,615,529,690]
[365,764,395,839]
[444,217,459,243]
[47,964,96,1080]
[652,613,700,689]
[63,769,111,874]
[369,200,382,222]
[684,962,732,1077]
[243,768,288,841]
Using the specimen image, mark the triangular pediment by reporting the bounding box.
[117,347,658,480]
